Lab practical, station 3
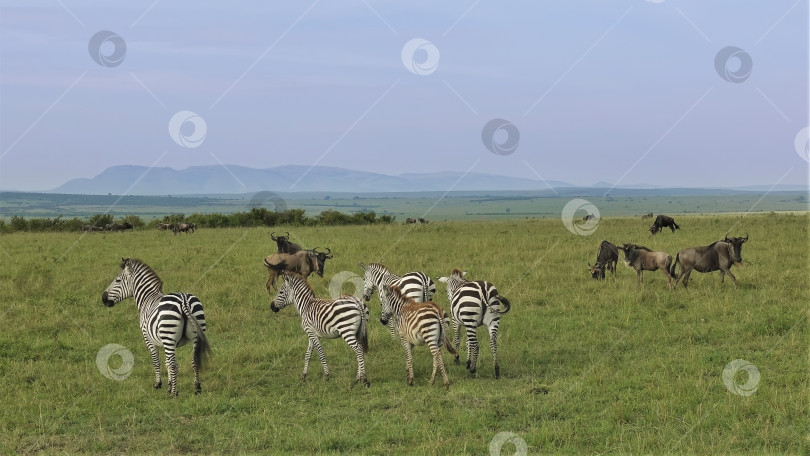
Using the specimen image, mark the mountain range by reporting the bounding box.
[48,165,808,196]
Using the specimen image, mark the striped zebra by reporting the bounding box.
[358,262,436,338]
[101,258,211,396]
[271,272,370,387]
[380,284,457,389]
[438,269,511,379]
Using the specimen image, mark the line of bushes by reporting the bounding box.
[0,208,396,233]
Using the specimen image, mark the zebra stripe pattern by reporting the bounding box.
[381,285,457,389]
[101,258,211,396]
[359,262,436,338]
[271,272,370,387]
[438,269,511,379]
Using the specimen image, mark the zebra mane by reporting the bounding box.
[368,262,389,272]
[451,268,464,277]
[122,258,163,291]
[283,272,314,296]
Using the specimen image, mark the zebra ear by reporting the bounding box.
[120,257,128,268]
[437,276,448,283]
[358,262,366,271]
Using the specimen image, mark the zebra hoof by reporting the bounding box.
[407,378,414,386]
[465,360,472,370]
[454,356,460,365]
[154,382,162,390]
[494,366,500,379]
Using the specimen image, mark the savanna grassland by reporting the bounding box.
[0,213,807,455]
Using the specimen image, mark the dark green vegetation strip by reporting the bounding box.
[0,214,806,454]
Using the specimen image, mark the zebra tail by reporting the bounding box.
[357,303,369,354]
[497,296,511,314]
[185,308,212,368]
[441,312,457,356]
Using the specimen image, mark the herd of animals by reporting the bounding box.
[100,213,749,396]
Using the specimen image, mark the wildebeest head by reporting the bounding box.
[308,247,333,277]
[588,262,605,279]
[271,231,302,254]
[723,233,748,263]
[649,224,659,235]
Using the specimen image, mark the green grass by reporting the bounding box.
[0,213,807,454]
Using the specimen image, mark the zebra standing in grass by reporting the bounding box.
[380,284,457,389]
[101,258,211,397]
[270,272,370,387]
[359,262,436,338]
[438,269,510,379]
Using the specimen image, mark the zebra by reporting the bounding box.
[270,272,370,387]
[437,269,511,379]
[101,258,211,397]
[358,262,436,339]
[380,284,457,389]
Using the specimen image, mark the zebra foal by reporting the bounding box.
[380,285,457,389]
[438,269,510,378]
[270,272,370,387]
[101,258,211,396]
[359,262,435,338]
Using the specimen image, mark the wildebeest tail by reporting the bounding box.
[440,311,457,356]
[670,253,680,278]
[183,305,212,369]
[264,259,287,271]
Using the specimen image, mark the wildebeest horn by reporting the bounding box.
[325,247,332,258]
[270,232,277,240]
[743,233,749,242]
[285,231,290,237]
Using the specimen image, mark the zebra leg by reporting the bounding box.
[144,338,162,389]
[164,345,179,397]
[466,326,479,375]
[488,322,500,379]
[310,336,330,381]
[452,318,461,365]
[432,343,450,390]
[401,339,414,386]
[388,319,398,340]
[302,339,314,382]
[344,335,370,387]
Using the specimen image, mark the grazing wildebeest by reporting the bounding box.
[105,223,122,231]
[120,221,134,231]
[641,212,654,220]
[82,224,103,232]
[405,218,417,224]
[671,234,748,288]
[418,218,429,224]
[589,240,619,279]
[174,223,195,235]
[271,231,302,254]
[650,215,680,235]
[306,247,334,277]
[263,250,321,291]
[158,223,172,231]
[618,243,674,289]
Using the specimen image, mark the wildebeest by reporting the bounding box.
[650,215,680,235]
[418,218,429,224]
[305,247,334,277]
[618,243,674,289]
[589,240,619,279]
[158,223,172,231]
[670,234,748,288]
[583,214,596,222]
[641,212,654,220]
[405,218,417,224]
[174,223,195,234]
[271,231,302,254]
[81,224,103,232]
[263,250,321,291]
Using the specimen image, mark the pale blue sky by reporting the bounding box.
[1,1,808,192]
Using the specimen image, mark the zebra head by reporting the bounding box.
[270,273,295,313]
[358,262,376,302]
[101,257,136,307]
[378,285,402,326]
[437,269,467,299]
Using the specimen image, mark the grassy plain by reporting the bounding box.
[0,213,807,454]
